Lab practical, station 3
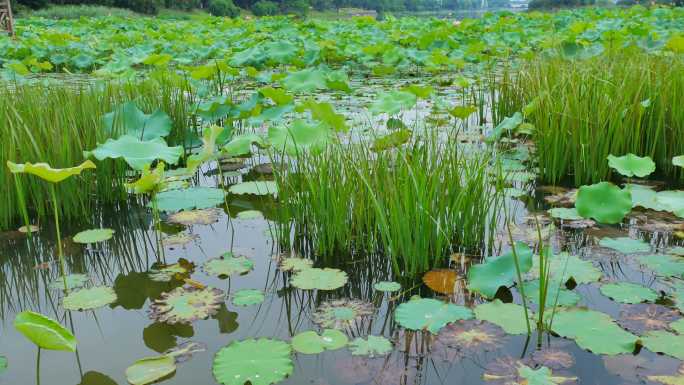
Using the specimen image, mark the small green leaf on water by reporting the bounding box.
[395,298,473,334]
[548,208,582,220]
[599,237,650,254]
[607,154,656,178]
[575,182,632,224]
[228,181,278,196]
[14,311,77,351]
[348,335,393,357]
[474,300,535,335]
[125,355,176,385]
[291,329,348,354]
[73,228,115,244]
[374,281,401,292]
[152,187,226,212]
[468,242,533,299]
[213,339,293,385]
[63,286,118,311]
[232,289,265,307]
[642,331,684,360]
[203,254,254,278]
[522,280,580,307]
[528,253,602,285]
[600,282,658,304]
[291,268,348,291]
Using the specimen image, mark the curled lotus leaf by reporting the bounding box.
[474,300,535,335]
[599,237,650,254]
[48,274,90,290]
[213,339,293,385]
[202,253,254,278]
[638,254,684,278]
[125,163,165,195]
[7,160,96,183]
[63,286,118,311]
[423,269,460,295]
[642,331,684,360]
[72,228,115,244]
[166,209,221,226]
[85,135,182,171]
[575,182,632,224]
[550,307,638,355]
[373,281,401,292]
[395,298,473,334]
[531,349,575,370]
[232,289,265,307]
[617,303,680,335]
[600,282,658,304]
[291,329,348,354]
[149,287,224,324]
[313,299,374,329]
[228,181,278,196]
[436,320,506,353]
[14,311,77,351]
[149,258,195,282]
[348,335,393,357]
[278,257,313,272]
[291,268,348,291]
[153,187,226,213]
[607,154,656,178]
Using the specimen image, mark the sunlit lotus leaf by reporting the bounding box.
[166,208,221,226]
[575,182,632,224]
[607,154,656,178]
[86,135,182,170]
[548,208,582,220]
[213,339,293,385]
[72,228,114,244]
[202,254,254,278]
[222,134,267,157]
[149,259,195,282]
[149,287,224,324]
[232,289,264,307]
[313,299,374,329]
[436,320,506,352]
[48,274,90,290]
[370,91,417,115]
[63,286,117,311]
[600,282,658,304]
[395,298,473,334]
[162,233,199,247]
[291,329,348,354]
[278,257,313,272]
[522,279,580,307]
[468,242,533,298]
[228,181,278,196]
[7,160,96,183]
[152,187,226,212]
[371,129,412,152]
[348,335,392,357]
[531,349,575,370]
[103,101,172,141]
[618,304,680,335]
[642,331,684,360]
[474,300,535,335]
[599,237,650,254]
[236,210,263,219]
[423,269,460,294]
[125,355,175,385]
[282,68,327,92]
[292,268,347,290]
[550,307,638,355]
[638,254,684,278]
[125,163,165,194]
[14,311,77,351]
[374,281,401,292]
[674,156,684,168]
[268,120,331,156]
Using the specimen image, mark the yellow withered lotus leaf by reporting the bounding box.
[7,160,96,183]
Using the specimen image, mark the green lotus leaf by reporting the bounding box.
[222,134,267,157]
[213,339,293,385]
[86,135,183,171]
[7,160,96,183]
[402,84,433,99]
[674,156,684,168]
[575,182,632,224]
[600,282,658,304]
[278,257,313,272]
[63,286,118,311]
[467,242,533,298]
[232,289,265,307]
[639,254,684,278]
[73,228,115,244]
[282,68,328,93]
[528,253,602,285]
[373,281,401,292]
[14,311,77,351]
[642,331,684,360]
[348,335,393,357]
[447,105,478,120]
[152,187,226,212]
[474,300,535,335]
[291,268,348,290]
[291,329,348,354]
[103,101,172,141]
[607,154,656,178]
[299,99,348,132]
[187,125,227,171]
[517,364,577,385]
[236,210,263,219]
[550,307,638,355]
[125,355,176,385]
[522,280,580,307]
[599,237,650,254]
[672,319,684,335]
[628,184,662,210]
[228,181,278,196]
[485,112,522,143]
[259,87,294,106]
[202,254,254,278]
[48,274,90,291]
[370,91,417,115]
[548,208,582,220]
[268,120,332,156]
[371,129,412,152]
[655,190,684,218]
[395,298,473,334]
[125,163,166,195]
[149,287,224,324]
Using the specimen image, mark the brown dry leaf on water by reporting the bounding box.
[531,349,575,370]
[422,269,461,295]
[435,320,506,354]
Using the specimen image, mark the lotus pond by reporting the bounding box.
[2,5,684,385]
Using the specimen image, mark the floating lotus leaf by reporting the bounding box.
[202,254,254,278]
[48,274,90,290]
[7,160,96,183]
[103,101,172,141]
[152,187,226,212]
[628,184,662,210]
[639,254,684,278]
[73,228,115,244]
[268,120,331,156]
[370,91,417,115]
[548,208,582,220]
[14,311,77,351]
[674,156,684,168]
[291,268,348,290]
[149,259,195,282]
[600,282,658,304]
[467,242,533,298]
[291,329,348,354]
[374,281,401,292]
[522,280,580,307]
[423,269,460,294]
[228,181,278,196]
[575,182,632,224]
[607,154,656,178]
[618,303,680,335]
[236,210,263,219]
[166,208,221,226]
[599,237,650,254]
[149,287,224,324]
[125,355,175,385]
[232,289,264,307]
[436,320,506,353]
[655,190,684,217]
[531,349,575,370]
[395,298,473,334]
[162,233,199,247]
[313,299,374,329]
[86,135,183,171]
[213,339,293,385]
[278,257,313,272]
[550,307,638,355]
[348,335,393,357]
[642,331,684,360]
[474,300,535,335]
[63,286,117,311]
